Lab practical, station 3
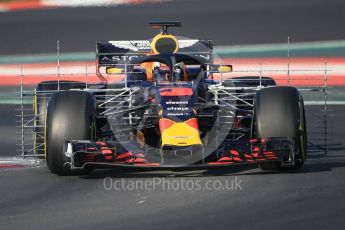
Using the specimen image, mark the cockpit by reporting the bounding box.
[128,53,207,83]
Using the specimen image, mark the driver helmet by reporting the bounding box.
[153,63,169,81]
[173,62,186,81]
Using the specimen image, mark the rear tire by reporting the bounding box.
[46,91,95,175]
[253,86,307,170]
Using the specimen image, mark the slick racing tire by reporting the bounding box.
[46,91,95,176]
[34,81,86,156]
[252,86,307,170]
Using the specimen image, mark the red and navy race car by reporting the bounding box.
[32,21,307,175]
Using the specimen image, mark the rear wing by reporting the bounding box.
[96,39,214,66]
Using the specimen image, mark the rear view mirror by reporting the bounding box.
[218,65,233,72]
[106,67,123,74]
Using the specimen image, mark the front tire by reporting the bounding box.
[46,91,95,175]
[253,86,307,170]
[34,81,86,156]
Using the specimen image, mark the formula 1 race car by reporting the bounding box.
[31,21,307,175]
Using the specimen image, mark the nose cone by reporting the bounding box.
[159,118,202,147]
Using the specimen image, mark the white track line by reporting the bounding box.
[0,157,43,167]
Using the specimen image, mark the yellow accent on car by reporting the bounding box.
[106,67,123,74]
[151,34,179,54]
[161,122,201,147]
[136,130,145,148]
[218,65,233,72]
[33,91,37,152]
[44,109,47,158]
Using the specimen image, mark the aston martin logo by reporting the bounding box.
[109,40,199,51]
[178,40,198,48]
[109,41,151,51]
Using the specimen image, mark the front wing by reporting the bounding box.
[64,138,293,169]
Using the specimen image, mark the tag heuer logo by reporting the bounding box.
[134,42,151,48]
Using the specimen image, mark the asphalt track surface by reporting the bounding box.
[0,104,345,230]
[0,0,345,55]
[0,0,345,229]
